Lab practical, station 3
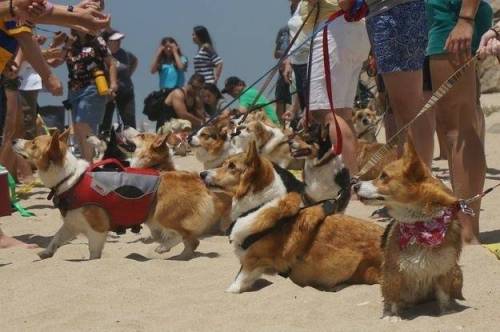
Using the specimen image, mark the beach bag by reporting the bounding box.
[142,89,173,121]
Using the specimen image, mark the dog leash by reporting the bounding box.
[356,54,479,180]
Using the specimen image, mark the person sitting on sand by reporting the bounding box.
[221,76,279,125]
[162,73,206,129]
[201,83,225,117]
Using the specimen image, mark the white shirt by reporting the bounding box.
[287,1,310,65]
[18,62,43,91]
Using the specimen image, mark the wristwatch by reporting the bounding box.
[67,5,74,12]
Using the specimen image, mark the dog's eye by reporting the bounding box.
[379,172,389,181]
[227,162,236,170]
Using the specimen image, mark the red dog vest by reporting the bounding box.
[52,159,160,234]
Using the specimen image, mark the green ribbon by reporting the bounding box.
[0,165,35,217]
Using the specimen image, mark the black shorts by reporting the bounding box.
[275,73,291,104]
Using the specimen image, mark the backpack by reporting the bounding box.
[142,89,172,121]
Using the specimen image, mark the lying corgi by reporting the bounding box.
[189,121,241,169]
[13,130,227,260]
[354,140,464,321]
[288,124,351,210]
[234,120,295,169]
[202,141,383,293]
[353,108,379,143]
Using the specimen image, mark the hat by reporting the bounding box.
[108,30,125,41]
[221,76,244,94]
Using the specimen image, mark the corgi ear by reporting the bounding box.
[245,140,259,165]
[403,137,428,182]
[153,134,169,150]
[59,128,70,143]
[48,130,64,163]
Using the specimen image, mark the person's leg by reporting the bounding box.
[116,91,136,129]
[382,71,434,166]
[0,227,38,249]
[430,56,485,244]
[101,100,115,133]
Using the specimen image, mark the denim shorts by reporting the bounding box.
[366,0,428,74]
[68,84,106,133]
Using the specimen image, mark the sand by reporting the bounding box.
[1,112,500,331]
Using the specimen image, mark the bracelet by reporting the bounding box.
[458,15,475,23]
[9,0,16,17]
[67,5,74,12]
[491,26,500,40]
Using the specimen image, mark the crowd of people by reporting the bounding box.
[1,0,500,249]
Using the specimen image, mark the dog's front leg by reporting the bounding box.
[226,266,264,294]
[39,225,75,259]
[86,229,107,260]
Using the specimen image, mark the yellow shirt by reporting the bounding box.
[0,20,31,72]
[300,0,341,31]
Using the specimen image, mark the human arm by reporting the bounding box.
[104,54,117,96]
[15,31,62,95]
[150,45,164,74]
[214,62,223,83]
[171,91,204,128]
[170,43,186,71]
[129,52,138,76]
[444,0,480,55]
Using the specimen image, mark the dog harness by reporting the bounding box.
[398,208,456,249]
[50,159,160,234]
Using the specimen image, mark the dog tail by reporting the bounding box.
[282,204,328,260]
[247,192,302,235]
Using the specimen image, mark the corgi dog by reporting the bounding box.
[13,130,228,260]
[288,124,351,210]
[121,128,232,233]
[86,127,129,163]
[202,141,383,293]
[354,140,464,321]
[234,120,295,169]
[157,118,192,156]
[353,108,378,143]
[189,120,241,169]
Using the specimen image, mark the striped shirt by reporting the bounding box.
[0,21,32,72]
[193,46,222,84]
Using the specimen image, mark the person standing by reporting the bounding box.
[274,24,292,123]
[150,37,187,90]
[101,30,137,132]
[192,26,223,85]
[426,0,492,243]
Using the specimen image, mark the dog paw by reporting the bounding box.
[382,315,402,323]
[225,283,243,294]
[154,244,170,254]
[38,250,53,260]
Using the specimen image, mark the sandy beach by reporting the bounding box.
[1,111,500,331]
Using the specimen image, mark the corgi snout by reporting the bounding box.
[355,181,384,204]
[200,171,209,180]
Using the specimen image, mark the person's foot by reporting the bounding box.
[0,234,39,249]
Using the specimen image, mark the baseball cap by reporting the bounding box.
[221,76,244,94]
[108,30,125,41]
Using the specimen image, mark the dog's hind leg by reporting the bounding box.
[226,266,265,294]
[176,238,200,260]
[38,225,76,259]
[155,229,182,254]
[87,230,107,260]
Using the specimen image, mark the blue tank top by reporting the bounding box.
[158,56,188,89]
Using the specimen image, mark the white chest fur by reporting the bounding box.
[304,157,343,202]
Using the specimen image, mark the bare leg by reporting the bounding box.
[39,225,76,259]
[73,122,94,162]
[0,227,38,249]
[430,56,485,243]
[382,70,434,167]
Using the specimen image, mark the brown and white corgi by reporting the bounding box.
[202,141,383,293]
[13,131,227,260]
[354,139,464,321]
[189,121,242,170]
[353,108,378,143]
[288,124,351,211]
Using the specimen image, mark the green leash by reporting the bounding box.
[0,165,35,217]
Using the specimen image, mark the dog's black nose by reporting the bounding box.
[200,171,208,180]
[12,139,19,145]
[363,119,369,125]
[352,182,361,193]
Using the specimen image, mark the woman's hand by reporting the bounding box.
[339,0,353,12]
[108,82,118,98]
[445,19,474,57]
[478,28,500,58]
[74,6,111,33]
[13,0,48,19]
[170,43,179,54]
[43,73,63,96]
